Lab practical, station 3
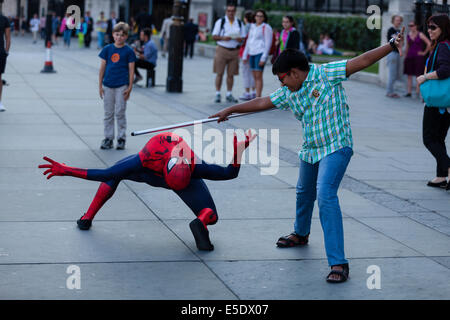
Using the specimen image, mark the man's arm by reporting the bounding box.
[346,27,404,77]
[210,96,275,122]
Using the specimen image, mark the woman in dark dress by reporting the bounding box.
[403,21,431,97]
[417,14,450,190]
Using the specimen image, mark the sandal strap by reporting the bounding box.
[327,269,349,281]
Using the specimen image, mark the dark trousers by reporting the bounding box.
[134,59,155,78]
[422,106,450,177]
[184,41,195,58]
[84,32,92,48]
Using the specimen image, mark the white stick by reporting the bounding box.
[131,110,272,136]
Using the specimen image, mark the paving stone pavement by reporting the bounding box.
[0,36,448,300]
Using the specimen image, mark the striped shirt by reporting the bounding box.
[270,60,353,164]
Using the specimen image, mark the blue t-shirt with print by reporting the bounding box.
[99,44,136,88]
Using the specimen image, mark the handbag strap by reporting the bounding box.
[429,42,450,72]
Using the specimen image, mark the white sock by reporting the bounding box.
[226,91,232,96]
[216,91,220,95]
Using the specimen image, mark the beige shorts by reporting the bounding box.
[213,45,240,76]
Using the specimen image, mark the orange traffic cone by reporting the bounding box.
[41,41,56,73]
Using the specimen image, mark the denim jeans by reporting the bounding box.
[63,29,72,46]
[386,51,400,94]
[294,147,353,266]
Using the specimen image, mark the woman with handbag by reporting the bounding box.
[417,14,450,190]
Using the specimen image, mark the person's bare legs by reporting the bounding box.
[407,75,412,95]
[215,73,223,91]
[226,73,234,92]
[253,70,263,97]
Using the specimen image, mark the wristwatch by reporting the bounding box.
[389,37,399,53]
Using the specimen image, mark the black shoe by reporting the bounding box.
[116,138,126,150]
[100,138,113,149]
[405,93,412,97]
[77,216,92,230]
[189,218,214,251]
[427,180,447,188]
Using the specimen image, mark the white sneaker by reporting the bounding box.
[0,102,5,112]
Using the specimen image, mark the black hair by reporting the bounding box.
[141,27,152,39]
[272,48,310,74]
[283,15,296,27]
[254,9,268,23]
[244,10,254,24]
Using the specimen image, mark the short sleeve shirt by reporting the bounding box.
[99,44,136,88]
[270,60,353,164]
[211,16,245,49]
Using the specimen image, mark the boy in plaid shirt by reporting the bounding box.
[211,28,404,283]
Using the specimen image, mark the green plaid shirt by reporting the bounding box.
[270,60,353,164]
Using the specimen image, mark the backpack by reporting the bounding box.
[219,17,243,36]
[262,24,277,56]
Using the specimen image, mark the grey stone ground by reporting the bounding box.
[0,36,449,300]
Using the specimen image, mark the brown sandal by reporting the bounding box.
[276,232,309,248]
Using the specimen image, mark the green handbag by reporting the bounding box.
[420,42,450,108]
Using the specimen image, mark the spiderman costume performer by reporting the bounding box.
[38,131,256,251]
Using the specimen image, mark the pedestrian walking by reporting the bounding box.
[51,13,60,45]
[211,3,245,103]
[184,18,198,59]
[106,11,118,45]
[29,14,40,44]
[239,10,256,101]
[404,20,431,98]
[211,28,405,283]
[61,13,73,48]
[242,9,273,98]
[84,11,94,48]
[386,15,404,98]
[98,22,136,150]
[96,11,107,49]
[76,17,87,48]
[20,16,27,36]
[417,14,450,190]
[160,15,173,58]
[0,13,11,112]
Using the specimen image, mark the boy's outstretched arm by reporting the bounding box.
[209,97,275,123]
[346,27,404,77]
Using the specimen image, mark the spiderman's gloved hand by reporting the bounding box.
[38,156,87,179]
[233,129,257,167]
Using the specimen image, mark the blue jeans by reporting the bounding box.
[294,147,353,267]
[386,51,400,94]
[63,29,72,46]
[249,53,264,71]
[97,31,105,48]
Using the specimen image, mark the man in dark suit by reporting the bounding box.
[84,11,94,48]
[106,11,117,44]
[184,18,198,59]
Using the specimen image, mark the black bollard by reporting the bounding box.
[166,1,184,93]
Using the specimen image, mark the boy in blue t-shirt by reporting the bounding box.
[98,22,136,150]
